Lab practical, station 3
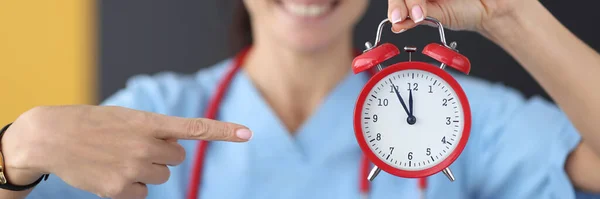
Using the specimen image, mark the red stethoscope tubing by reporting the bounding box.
[186,48,427,199]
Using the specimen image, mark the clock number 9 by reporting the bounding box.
[373,114,378,122]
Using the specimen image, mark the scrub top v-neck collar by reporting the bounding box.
[216,66,371,163]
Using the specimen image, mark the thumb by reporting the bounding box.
[152,114,253,142]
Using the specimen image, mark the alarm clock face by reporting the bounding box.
[354,62,471,177]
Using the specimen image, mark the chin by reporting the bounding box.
[280,31,342,53]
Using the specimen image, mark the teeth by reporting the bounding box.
[284,2,330,17]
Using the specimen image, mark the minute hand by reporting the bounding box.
[390,79,411,117]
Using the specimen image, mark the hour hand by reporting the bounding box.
[407,88,416,124]
[390,79,411,117]
[409,88,413,116]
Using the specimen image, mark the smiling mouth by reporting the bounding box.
[275,0,340,18]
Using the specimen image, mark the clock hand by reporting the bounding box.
[409,88,413,116]
[407,88,416,125]
[389,79,411,118]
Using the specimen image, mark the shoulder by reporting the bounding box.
[101,59,232,117]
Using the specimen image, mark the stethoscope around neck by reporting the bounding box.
[185,17,459,199]
[184,49,427,199]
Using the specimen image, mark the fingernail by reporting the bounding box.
[391,28,406,34]
[411,5,424,23]
[235,129,253,140]
[391,9,402,24]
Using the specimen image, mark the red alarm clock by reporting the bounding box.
[353,17,472,182]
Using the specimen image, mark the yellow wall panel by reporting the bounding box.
[0,0,95,124]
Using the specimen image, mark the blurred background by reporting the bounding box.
[0,1,599,197]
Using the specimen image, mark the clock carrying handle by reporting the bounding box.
[370,16,448,49]
[362,17,471,75]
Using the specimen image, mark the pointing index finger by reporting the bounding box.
[151,114,253,142]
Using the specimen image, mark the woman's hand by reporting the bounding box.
[1,105,252,199]
[386,0,530,35]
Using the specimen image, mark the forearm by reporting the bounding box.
[0,124,45,199]
[482,1,600,155]
[0,189,32,199]
[0,167,41,199]
[0,162,37,198]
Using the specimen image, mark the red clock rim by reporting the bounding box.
[353,61,472,178]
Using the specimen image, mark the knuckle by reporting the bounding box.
[128,110,151,127]
[132,141,154,160]
[105,181,128,197]
[185,119,209,138]
[222,124,237,139]
[123,163,142,181]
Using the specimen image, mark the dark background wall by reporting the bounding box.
[99,0,600,101]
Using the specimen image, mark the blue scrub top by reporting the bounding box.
[28,58,597,199]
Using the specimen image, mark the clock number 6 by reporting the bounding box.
[408,152,413,160]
